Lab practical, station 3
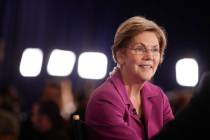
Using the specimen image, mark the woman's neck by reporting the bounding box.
[120,68,145,117]
[120,68,145,97]
[125,84,142,97]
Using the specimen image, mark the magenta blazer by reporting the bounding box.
[85,71,174,140]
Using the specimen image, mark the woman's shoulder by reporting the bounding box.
[95,78,115,91]
[145,82,164,92]
[144,82,167,98]
[88,79,125,107]
[89,80,118,98]
[144,82,172,111]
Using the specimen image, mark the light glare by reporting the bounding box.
[78,52,108,79]
[176,58,199,87]
[47,49,76,76]
[19,48,43,77]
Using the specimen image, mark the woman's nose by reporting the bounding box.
[143,49,154,60]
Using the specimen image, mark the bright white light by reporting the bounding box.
[19,48,43,77]
[176,58,199,87]
[78,52,108,79]
[47,49,76,76]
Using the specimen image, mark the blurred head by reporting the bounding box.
[37,101,64,133]
[41,82,62,109]
[31,103,40,129]
[0,110,19,140]
[112,16,167,82]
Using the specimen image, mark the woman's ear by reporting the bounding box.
[116,50,125,65]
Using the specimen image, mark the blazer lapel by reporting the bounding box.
[141,82,159,136]
[110,71,142,125]
[109,71,130,105]
[109,71,160,131]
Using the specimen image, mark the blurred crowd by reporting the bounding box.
[0,79,92,140]
[0,78,194,140]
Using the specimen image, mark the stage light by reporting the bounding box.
[47,49,76,76]
[78,52,108,79]
[176,58,199,87]
[19,48,43,77]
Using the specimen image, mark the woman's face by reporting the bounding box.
[118,31,160,82]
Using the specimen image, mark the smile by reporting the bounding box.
[138,64,152,69]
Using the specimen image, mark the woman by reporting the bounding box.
[85,16,174,140]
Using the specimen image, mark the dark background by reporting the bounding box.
[0,0,210,110]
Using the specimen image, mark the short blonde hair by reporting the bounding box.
[112,16,167,63]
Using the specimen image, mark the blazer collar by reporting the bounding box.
[109,70,130,105]
[109,71,161,134]
[109,70,159,104]
[141,82,159,98]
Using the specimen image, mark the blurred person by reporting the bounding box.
[68,80,94,140]
[20,102,43,140]
[72,80,95,121]
[60,79,76,120]
[0,84,21,119]
[20,81,73,140]
[36,101,69,140]
[41,80,77,120]
[41,82,62,109]
[168,89,193,116]
[21,101,69,140]
[30,103,40,131]
[151,72,210,140]
[85,16,174,140]
[0,109,19,140]
[72,89,88,121]
[68,92,87,140]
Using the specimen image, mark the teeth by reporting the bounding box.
[139,65,152,69]
[143,66,151,68]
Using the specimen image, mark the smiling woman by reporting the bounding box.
[85,16,174,140]
[121,31,161,82]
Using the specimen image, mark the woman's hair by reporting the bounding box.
[112,16,167,64]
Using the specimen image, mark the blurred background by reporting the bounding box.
[0,0,210,139]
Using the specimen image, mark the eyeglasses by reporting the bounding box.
[129,45,160,56]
